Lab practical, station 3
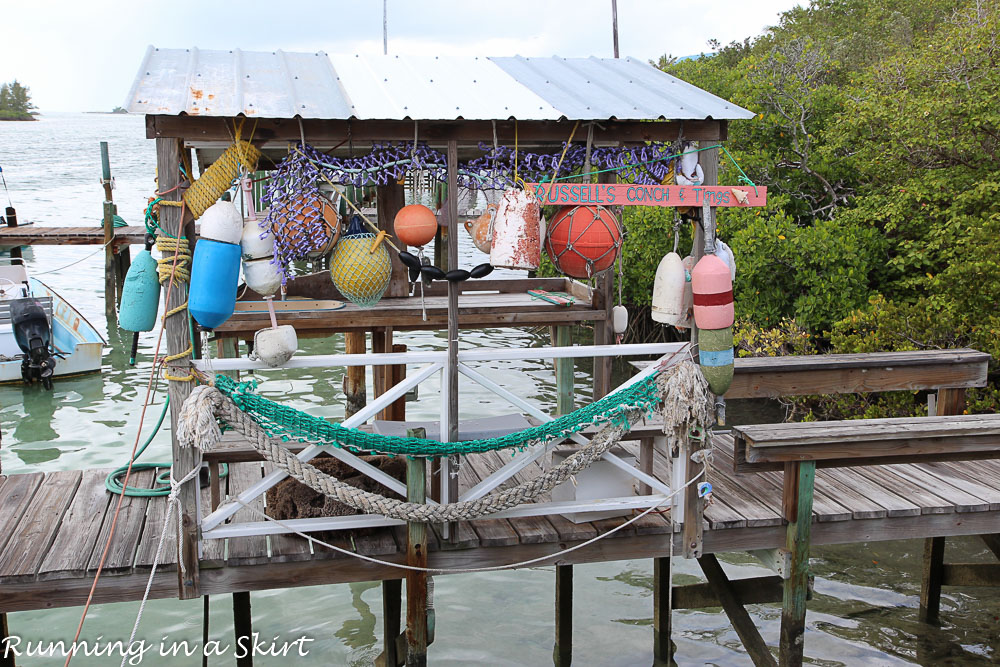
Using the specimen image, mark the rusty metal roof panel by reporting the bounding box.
[489,55,754,120]
[126,47,752,121]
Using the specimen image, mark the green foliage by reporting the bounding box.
[0,80,35,119]
[734,317,815,357]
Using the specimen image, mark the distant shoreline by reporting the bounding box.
[0,112,37,121]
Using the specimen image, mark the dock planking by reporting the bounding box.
[2,432,1000,613]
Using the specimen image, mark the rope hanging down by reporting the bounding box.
[213,365,667,458]
[179,360,712,524]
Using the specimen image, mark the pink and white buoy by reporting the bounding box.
[490,188,541,270]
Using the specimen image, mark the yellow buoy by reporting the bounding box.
[330,214,392,308]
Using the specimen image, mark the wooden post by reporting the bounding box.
[233,591,253,667]
[381,579,403,667]
[653,556,672,667]
[391,343,407,421]
[344,332,367,419]
[4,207,21,260]
[101,141,130,306]
[157,137,200,599]
[0,612,14,667]
[405,428,428,667]
[553,563,573,667]
[103,200,117,320]
[779,460,816,667]
[554,326,574,416]
[444,140,460,538]
[919,387,965,624]
[592,171,616,400]
[377,182,410,297]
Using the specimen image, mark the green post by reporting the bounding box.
[103,200,117,321]
[779,461,816,667]
[406,428,428,666]
[554,326,574,416]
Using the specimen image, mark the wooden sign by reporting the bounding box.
[528,183,767,208]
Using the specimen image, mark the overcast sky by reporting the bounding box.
[2,0,802,112]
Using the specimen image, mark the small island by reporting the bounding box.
[0,80,37,121]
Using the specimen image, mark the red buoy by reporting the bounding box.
[394,204,438,247]
[544,205,622,278]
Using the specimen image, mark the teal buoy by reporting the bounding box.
[120,235,160,364]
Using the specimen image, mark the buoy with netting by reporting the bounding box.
[330,214,392,308]
[544,205,622,279]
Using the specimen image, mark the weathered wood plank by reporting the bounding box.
[880,464,990,513]
[0,471,81,580]
[86,470,153,575]
[38,470,113,579]
[134,474,178,572]
[461,454,520,547]
[0,474,45,555]
[740,414,1000,446]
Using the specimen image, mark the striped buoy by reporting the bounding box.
[691,254,734,330]
[698,326,734,395]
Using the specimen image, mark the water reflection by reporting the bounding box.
[334,582,379,650]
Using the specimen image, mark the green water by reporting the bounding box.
[1,113,997,665]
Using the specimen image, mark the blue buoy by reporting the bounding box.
[189,238,241,329]
[188,201,245,330]
[119,248,160,333]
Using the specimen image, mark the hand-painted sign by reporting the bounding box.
[528,183,767,208]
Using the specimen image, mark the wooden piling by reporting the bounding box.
[100,141,130,306]
[919,387,965,624]
[591,172,616,401]
[553,564,573,667]
[4,207,21,260]
[376,182,409,297]
[405,428,428,667]
[344,332,367,419]
[652,556,673,667]
[0,612,13,667]
[233,591,253,667]
[157,137,200,600]
[554,326,574,416]
[380,578,403,667]
[103,200,116,320]
[779,461,816,667]
[444,140,460,539]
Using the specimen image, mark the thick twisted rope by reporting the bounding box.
[180,361,710,523]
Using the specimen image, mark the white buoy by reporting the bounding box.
[249,324,298,368]
[651,252,687,325]
[241,220,282,297]
[716,239,737,281]
[612,305,628,335]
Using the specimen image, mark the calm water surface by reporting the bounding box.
[0,113,996,665]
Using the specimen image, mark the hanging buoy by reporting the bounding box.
[394,204,438,247]
[651,252,686,325]
[716,239,736,281]
[189,200,244,329]
[490,188,541,270]
[250,324,298,367]
[675,142,704,186]
[120,235,160,333]
[691,254,734,330]
[612,304,628,335]
[674,256,696,330]
[269,193,340,260]
[330,214,392,308]
[698,326,734,395]
[544,205,622,278]
[464,203,498,254]
[241,221,282,296]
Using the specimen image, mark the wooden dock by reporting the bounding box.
[0,225,149,247]
[2,434,999,614]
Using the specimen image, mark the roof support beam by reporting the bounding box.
[147,116,727,145]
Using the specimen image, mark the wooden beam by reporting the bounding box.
[980,534,1000,560]
[157,136,200,599]
[698,554,777,667]
[672,574,789,609]
[554,564,572,667]
[779,461,815,667]
[149,116,727,145]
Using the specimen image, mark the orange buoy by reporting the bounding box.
[270,193,340,258]
[394,204,438,247]
[544,205,622,279]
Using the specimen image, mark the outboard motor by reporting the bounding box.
[10,298,56,389]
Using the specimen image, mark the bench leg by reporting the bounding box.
[779,461,815,667]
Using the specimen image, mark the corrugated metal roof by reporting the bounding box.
[125,46,753,121]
